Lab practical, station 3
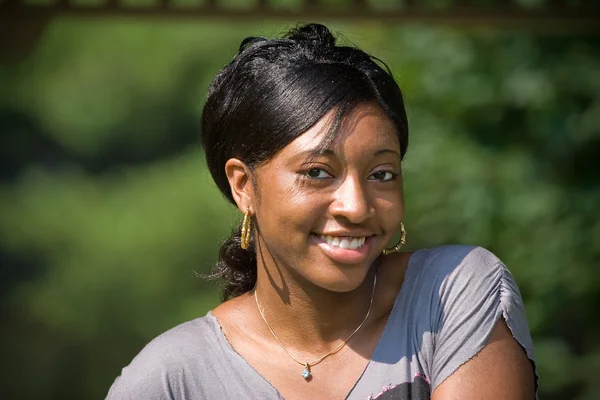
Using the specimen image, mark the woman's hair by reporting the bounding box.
[201,23,409,301]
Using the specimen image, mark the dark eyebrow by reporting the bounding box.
[296,148,400,160]
[296,148,336,160]
[374,149,401,158]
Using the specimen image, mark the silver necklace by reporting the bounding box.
[254,273,377,380]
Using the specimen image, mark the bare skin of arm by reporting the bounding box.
[432,318,535,400]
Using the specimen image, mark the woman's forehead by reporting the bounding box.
[282,103,399,159]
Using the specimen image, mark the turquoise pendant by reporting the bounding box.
[301,363,311,379]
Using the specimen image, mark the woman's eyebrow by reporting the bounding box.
[296,148,336,159]
[293,147,399,161]
[374,148,401,158]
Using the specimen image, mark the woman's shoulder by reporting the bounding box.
[397,245,538,393]
[403,244,521,312]
[105,313,225,399]
[135,313,221,361]
[377,245,505,316]
[415,244,504,266]
[408,244,509,284]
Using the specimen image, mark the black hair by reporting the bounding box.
[200,23,409,301]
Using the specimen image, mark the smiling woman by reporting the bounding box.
[106,23,538,400]
[224,103,404,293]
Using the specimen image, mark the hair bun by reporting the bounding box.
[238,36,267,54]
[287,23,335,47]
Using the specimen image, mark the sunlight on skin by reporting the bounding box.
[432,319,535,400]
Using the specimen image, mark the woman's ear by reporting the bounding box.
[224,158,254,213]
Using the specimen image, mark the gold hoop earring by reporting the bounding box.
[240,208,252,250]
[382,222,406,255]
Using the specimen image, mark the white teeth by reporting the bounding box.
[319,235,367,250]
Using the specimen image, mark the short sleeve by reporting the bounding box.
[105,338,186,400]
[428,246,538,393]
[105,315,284,400]
[105,319,209,400]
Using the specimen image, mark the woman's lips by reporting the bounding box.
[311,233,374,264]
[319,234,366,250]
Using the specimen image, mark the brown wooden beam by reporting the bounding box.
[0,9,50,64]
[2,0,598,64]
[257,0,270,11]
[0,2,599,33]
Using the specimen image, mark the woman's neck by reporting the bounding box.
[252,262,379,357]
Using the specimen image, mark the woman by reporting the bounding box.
[107,23,537,399]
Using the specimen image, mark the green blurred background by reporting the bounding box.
[1,11,599,400]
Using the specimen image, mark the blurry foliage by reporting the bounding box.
[0,18,599,400]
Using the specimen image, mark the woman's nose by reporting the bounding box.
[329,176,376,224]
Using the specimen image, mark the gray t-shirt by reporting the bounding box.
[106,245,538,399]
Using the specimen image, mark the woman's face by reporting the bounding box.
[252,102,404,292]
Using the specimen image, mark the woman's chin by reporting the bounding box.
[306,266,374,293]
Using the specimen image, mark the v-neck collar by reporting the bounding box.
[208,250,423,400]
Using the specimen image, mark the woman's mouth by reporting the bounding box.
[318,235,366,250]
[311,233,374,264]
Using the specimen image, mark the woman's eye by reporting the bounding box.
[370,171,396,181]
[306,169,331,179]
